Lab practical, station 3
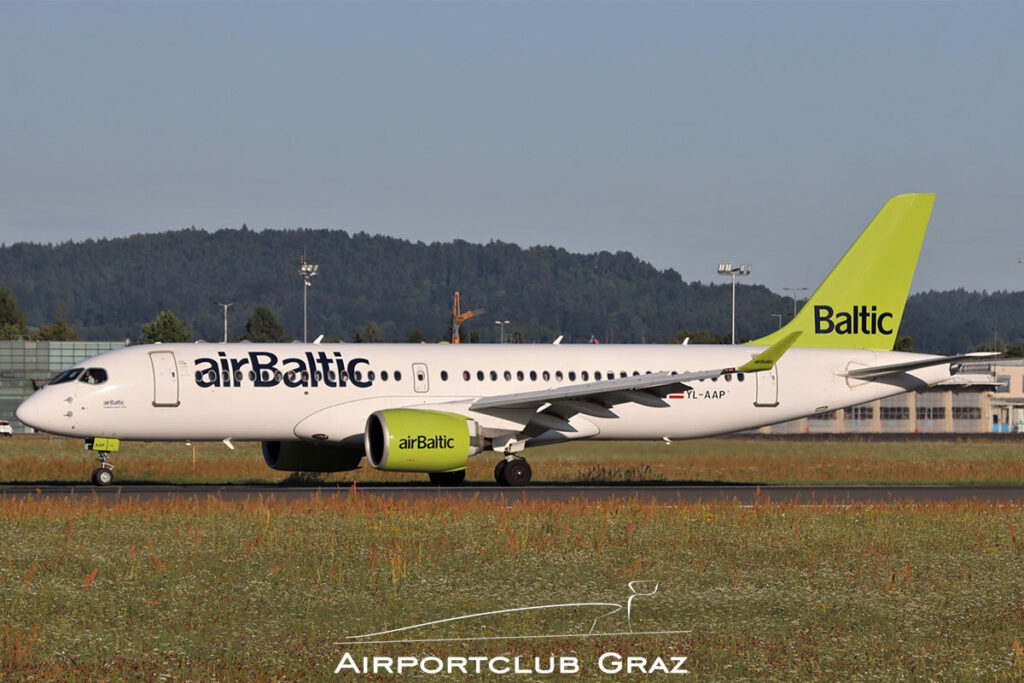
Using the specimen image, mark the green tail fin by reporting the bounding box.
[750,193,935,350]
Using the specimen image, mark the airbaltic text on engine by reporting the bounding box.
[398,435,456,449]
[814,305,893,335]
[193,351,371,388]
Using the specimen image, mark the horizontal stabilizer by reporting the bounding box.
[842,352,999,380]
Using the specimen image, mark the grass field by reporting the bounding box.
[2,494,1024,680]
[1,434,1023,486]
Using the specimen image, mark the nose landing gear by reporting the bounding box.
[85,437,120,487]
[91,453,115,486]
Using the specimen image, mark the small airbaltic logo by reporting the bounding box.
[814,305,894,335]
[398,435,455,449]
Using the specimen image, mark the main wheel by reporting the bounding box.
[428,470,466,487]
[500,460,532,486]
[494,459,508,484]
[91,468,114,487]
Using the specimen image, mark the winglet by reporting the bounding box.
[738,331,802,373]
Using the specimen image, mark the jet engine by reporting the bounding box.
[364,409,482,472]
[261,440,363,472]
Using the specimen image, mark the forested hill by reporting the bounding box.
[0,228,1021,354]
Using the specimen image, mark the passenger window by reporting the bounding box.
[530,371,537,381]
[503,370,511,381]
[737,372,745,382]
[542,371,550,381]
[568,371,576,381]
[555,370,563,381]
[381,370,389,381]
[368,371,375,381]
[440,371,448,381]
[516,370,524,381]
[724,374,732,382]
[489,370,498,381]
[477,370,484,381]
[394,370,402,381]
[595,371,602,380]
[581,371,589,381]
[463,370,470,381]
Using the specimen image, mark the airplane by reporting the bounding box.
[16,193,994,487]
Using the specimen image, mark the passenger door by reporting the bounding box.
[150,351,180,407]
[754,365,779,407]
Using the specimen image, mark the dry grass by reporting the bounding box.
[1,494,1024,679]
[2,434,1023,486]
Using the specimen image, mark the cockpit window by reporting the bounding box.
[79,368,108,384]
[48,368,84,385]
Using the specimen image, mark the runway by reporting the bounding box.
[2,483,1024,504]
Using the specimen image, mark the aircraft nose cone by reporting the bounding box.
[15,392,50,432]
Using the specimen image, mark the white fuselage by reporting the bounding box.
[16,342,952,447]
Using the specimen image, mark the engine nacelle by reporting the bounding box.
[261,440,363,472]
[364,409,482,472]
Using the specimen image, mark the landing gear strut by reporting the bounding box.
[495,457,532,487]
[91,452,114,487]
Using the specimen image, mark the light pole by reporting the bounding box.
[770,313,783,329]
[717,263,751,344]
[299,257,319,343]
[215,302,234,342]
[783,286,808,318]
[495,320,510,344]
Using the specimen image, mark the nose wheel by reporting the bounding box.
[90,452,115,487]
[494,457,532,486]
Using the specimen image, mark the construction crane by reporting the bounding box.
[451,291,484,344]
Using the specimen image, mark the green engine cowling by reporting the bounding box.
[364,409,482,473]
[261,440,363,472]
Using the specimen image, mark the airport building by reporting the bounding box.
[0,341,126,433]
[762,359,1024,435]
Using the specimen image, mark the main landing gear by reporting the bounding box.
[91,452,115,487]
[494,457,532,487]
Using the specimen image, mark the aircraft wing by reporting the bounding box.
[841,351,999,380]
[469,332,802,432]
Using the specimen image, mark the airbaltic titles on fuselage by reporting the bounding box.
[193,351,371,389]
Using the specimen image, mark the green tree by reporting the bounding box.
[668,329,730,344]
[509,328,526,344]
[245,306,292,342]
[893,335,914,352]
[355,322,383,343]
[406,328,427,343]
[140,310,192,344]
[34,303,81,341]
[0,284,27,340]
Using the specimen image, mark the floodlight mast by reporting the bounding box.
[495,320,510,344]
[215,302,235,343]
[783,286,809,318]
[299,257,319,343]
[716,263,751,344]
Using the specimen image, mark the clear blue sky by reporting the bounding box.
[2,1,1022,294]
